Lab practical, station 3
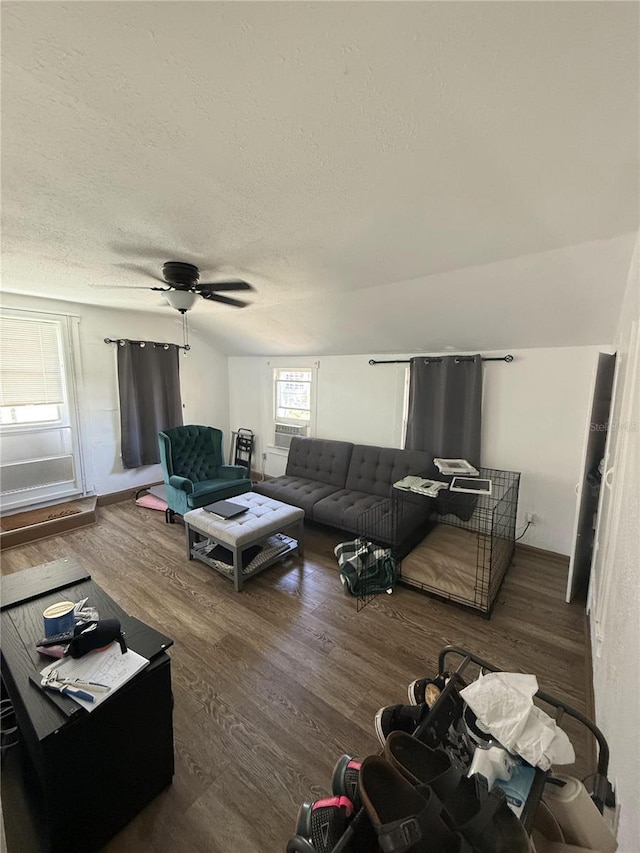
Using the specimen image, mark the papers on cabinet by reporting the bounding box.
[39,643,149,712]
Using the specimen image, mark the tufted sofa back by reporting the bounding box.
[286,437,353,488]
[345,445,436,498]
[159,424,223,482]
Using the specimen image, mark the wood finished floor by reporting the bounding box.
[1,501,591,853]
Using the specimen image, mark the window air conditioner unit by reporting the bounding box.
[274,423,308,449]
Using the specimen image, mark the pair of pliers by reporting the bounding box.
[41,672,96,703]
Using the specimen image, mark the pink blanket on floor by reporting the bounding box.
[135,494,167,511]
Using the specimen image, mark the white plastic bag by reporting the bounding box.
[460,672,575,770]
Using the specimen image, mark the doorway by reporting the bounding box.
[566,352,616,602]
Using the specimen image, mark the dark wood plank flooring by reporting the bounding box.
[1,501,592,852]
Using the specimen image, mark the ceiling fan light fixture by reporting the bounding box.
[166,290,198,312]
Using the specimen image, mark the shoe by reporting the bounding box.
[295,796,354,852]
[359,755,469,852]
[384,732,530,853]
[407,675,446,706]
[442,774,530,853]
[332,754,362,811]
[374,703,428,747]
[385,730,461,799]
[461,703,494,749]
[330,756,385,852]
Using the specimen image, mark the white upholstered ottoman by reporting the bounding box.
[183,492,304,591]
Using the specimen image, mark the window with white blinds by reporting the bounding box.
[0,317,65,407]
[0,310,84,511]
[271,365,318,448]
[275,368,313,423]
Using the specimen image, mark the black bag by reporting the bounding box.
[66,619,128,658]
[334,538,397,596]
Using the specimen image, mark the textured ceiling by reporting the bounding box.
[2,1,638,355]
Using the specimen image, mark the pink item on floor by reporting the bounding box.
[135,493,168,512]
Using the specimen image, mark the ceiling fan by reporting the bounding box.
[119,261,255,312]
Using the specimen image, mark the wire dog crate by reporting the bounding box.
[357,494,434,557]
[358,468,520,617]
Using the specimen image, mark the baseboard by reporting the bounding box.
[515,542,569,564]
[96,482,163,507]
[0,496,98,551]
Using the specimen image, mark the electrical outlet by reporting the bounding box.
[526,511,535,524]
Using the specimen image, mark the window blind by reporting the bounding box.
[0,317,65,406]
[275,368,312,422]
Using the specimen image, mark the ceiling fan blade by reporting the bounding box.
[196,280,254,293]
[200,292,250,308]
[89,284,159,290]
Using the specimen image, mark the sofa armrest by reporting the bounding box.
[218,464,248,480]
[169,475,194,494]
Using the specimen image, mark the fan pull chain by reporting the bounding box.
[182,311,189,354]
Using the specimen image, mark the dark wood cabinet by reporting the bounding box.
[1,559,174,853]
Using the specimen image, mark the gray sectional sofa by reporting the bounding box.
[253,436,437,540]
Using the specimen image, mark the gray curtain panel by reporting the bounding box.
[404,355,483,466]
[117,342,183,469]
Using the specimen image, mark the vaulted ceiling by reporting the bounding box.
[2,1,638,355]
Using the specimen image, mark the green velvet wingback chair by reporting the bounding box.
[158,425,252,522]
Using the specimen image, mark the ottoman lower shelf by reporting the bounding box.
[190,533,298,583]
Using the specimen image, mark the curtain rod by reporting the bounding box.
[369,354,513,365]
[104,337,191,352]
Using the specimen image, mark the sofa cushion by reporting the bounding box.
[345,445,436,498]
[286,437,353,488]
[312,489,391,533]
[253,476,339,516]
[314,489,434,542]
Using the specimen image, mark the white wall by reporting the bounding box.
[229,345,605,554]
[589,238,639,851]
[1,294,230,496]
[481,346,611,553]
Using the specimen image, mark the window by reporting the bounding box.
[275,369,312,423]
[0,310,85,511]
[0,404,60,425]
[272,367,316,449]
